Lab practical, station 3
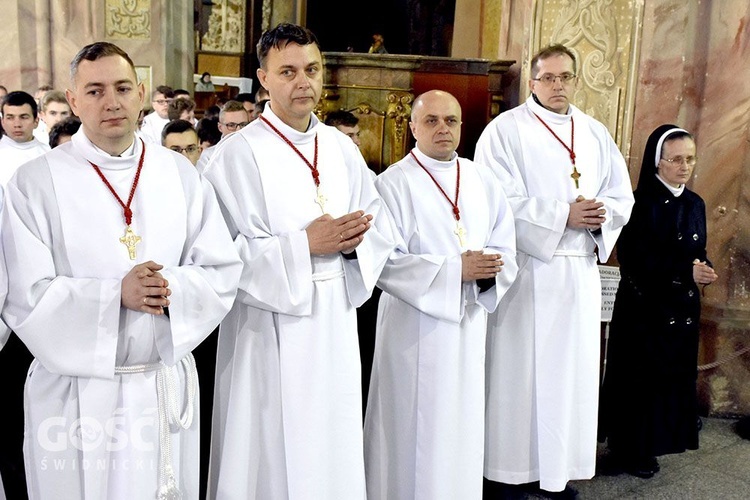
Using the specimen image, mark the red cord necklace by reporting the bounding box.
[533,113,580,188]
[88,138,145,260]
[259,115,326,213]
[410,151,467,247]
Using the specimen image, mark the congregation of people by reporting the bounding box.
[0,21,719,500]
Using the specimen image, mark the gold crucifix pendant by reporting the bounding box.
[120,225,142,260]
[571,165,581,189]
[315,186,328,213]
[454,222,467,248]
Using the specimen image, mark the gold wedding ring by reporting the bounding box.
[339,233,344,241]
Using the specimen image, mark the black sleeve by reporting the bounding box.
[477,278,495,293]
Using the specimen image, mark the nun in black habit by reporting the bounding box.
[598,124,718,478]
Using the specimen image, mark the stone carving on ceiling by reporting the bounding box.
[201,0,246,53]
[105,0,151,40]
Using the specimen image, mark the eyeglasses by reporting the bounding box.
[222,121,250,131]
[532,73,577,85]
[153,99,173,105]
[170,145,200,154]
[661,156,697,166]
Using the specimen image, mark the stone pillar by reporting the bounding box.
[0,1,53,92]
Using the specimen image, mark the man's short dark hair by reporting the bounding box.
[530,44,577,78]
[234,92,254,104]
[173,88,191,98]
[2,90,38,119]
[153,85,175,100]
[325,110,359,128]
[161,119,197,144]
[254,99,269,115]
[167,98,196,120]
[49,116,82,148]
[203,105,221,121]
[257,23,320,69]
[196,117,221,147]
[70,42,136,86]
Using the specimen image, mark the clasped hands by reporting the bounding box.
[569,195,606,230]
[462,249,504,282]
[306,210,373,255]
[121,261,171,315]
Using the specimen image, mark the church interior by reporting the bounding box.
[0,1,749,497]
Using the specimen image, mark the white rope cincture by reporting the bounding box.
[312,268,345,282]
[157,354,197,500]
[115,353,197,500]
[553,249,593,257]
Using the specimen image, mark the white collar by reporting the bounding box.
[0,134,45,150]
[259,105,319,143]
[655,173,685,197]
[71,129,141,171]
[411,146,458,170]
[527,94,575,125]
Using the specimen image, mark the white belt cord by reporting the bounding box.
[115,353,197,500]
[553,249,594,257]
[312,269,345,282]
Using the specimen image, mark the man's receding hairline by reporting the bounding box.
[410,91,461,120]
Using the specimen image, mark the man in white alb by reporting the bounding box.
[0,185,8,500]
[138,85,174,144]
[0,89,48,500]
[364,89,518,500]
[0,91,50,185]
[203,23,395,500]
[474,44,635,497]
[33,90,72,146]
[195,100,249,172]
[0,41,242,500]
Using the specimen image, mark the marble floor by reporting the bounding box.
[483,417,750,499]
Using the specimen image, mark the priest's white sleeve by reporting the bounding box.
[0,185,10,350]
[2,167,122,379]
[585,125,635,262]
[337,150,395,308]
[205,128,394,315]
[152,175,242,365]
[374,165,517,323]
[475,116,568,263]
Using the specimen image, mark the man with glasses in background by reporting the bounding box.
[475,43,635,498]
[162,119,201,166]
[139,85,174,144]
[196,100,249,172]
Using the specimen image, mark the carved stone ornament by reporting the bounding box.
[105,0,151,40]
[386,92,413,143]
[201,0,246,53]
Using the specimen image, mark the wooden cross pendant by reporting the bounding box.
[120,226,142,260]
[315,187,328,213]
[571,165,581,189]
[454,222,467,248]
